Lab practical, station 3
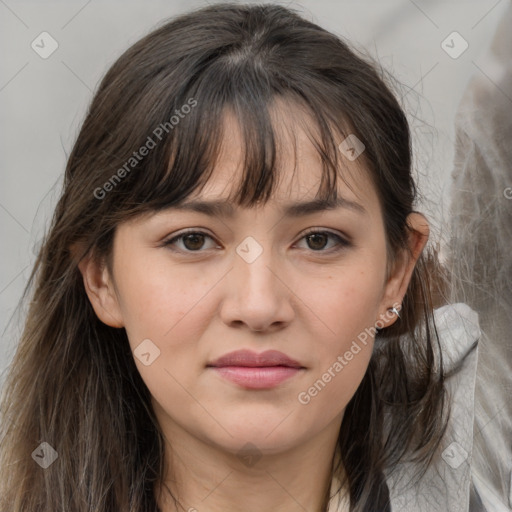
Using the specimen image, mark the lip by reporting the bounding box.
[208,349,303,369]
[207,349,305,389]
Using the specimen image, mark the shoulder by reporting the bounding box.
[387,302,482,512]
[433,302,480,374]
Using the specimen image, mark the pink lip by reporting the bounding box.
[207,349,305,389]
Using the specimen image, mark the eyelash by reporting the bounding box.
[162,228,351,254]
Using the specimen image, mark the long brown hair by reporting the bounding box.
[0,3,447,511]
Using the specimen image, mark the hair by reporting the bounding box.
[0,3,448,511]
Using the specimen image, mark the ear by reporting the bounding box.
[377,212,429,328]
[77,251,125,328]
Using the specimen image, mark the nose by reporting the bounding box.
[218,240,295,333]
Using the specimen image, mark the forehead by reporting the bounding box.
[187,102,379,214]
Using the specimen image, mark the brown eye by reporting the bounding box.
[306,232,329,251]
[181,233,206,251]
[297,229,351,253]
[163,230,217,252]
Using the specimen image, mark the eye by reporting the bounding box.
[295,229,351,253]
[162,230,218,252]
[162,228,351,254]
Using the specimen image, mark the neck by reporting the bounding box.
[154,412,345,512]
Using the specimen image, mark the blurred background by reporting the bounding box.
[0,0,509,381]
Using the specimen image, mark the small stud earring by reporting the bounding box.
[389,305,401,318]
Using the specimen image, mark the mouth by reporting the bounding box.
[206,349,305,389]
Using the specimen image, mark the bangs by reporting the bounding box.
[103,60,363,218]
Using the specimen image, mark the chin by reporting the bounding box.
[197,410,313,456]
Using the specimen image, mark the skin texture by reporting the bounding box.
[79,109,429,512]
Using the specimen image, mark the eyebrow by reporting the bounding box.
[170,196,367,217]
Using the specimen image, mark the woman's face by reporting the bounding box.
[82,110,417,459]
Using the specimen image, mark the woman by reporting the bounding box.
[0,3,481,511]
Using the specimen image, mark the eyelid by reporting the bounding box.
[299,227,351,242]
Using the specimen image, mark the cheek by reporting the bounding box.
[299,289,377,406]
[113,255,218,423]
[303,260,385,343]
[297,342,373,422]
[114,251,217,347]
[291,262,384,423]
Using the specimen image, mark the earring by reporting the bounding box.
[389,305,401,318]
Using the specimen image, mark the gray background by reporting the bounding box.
[0,0,508,384]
